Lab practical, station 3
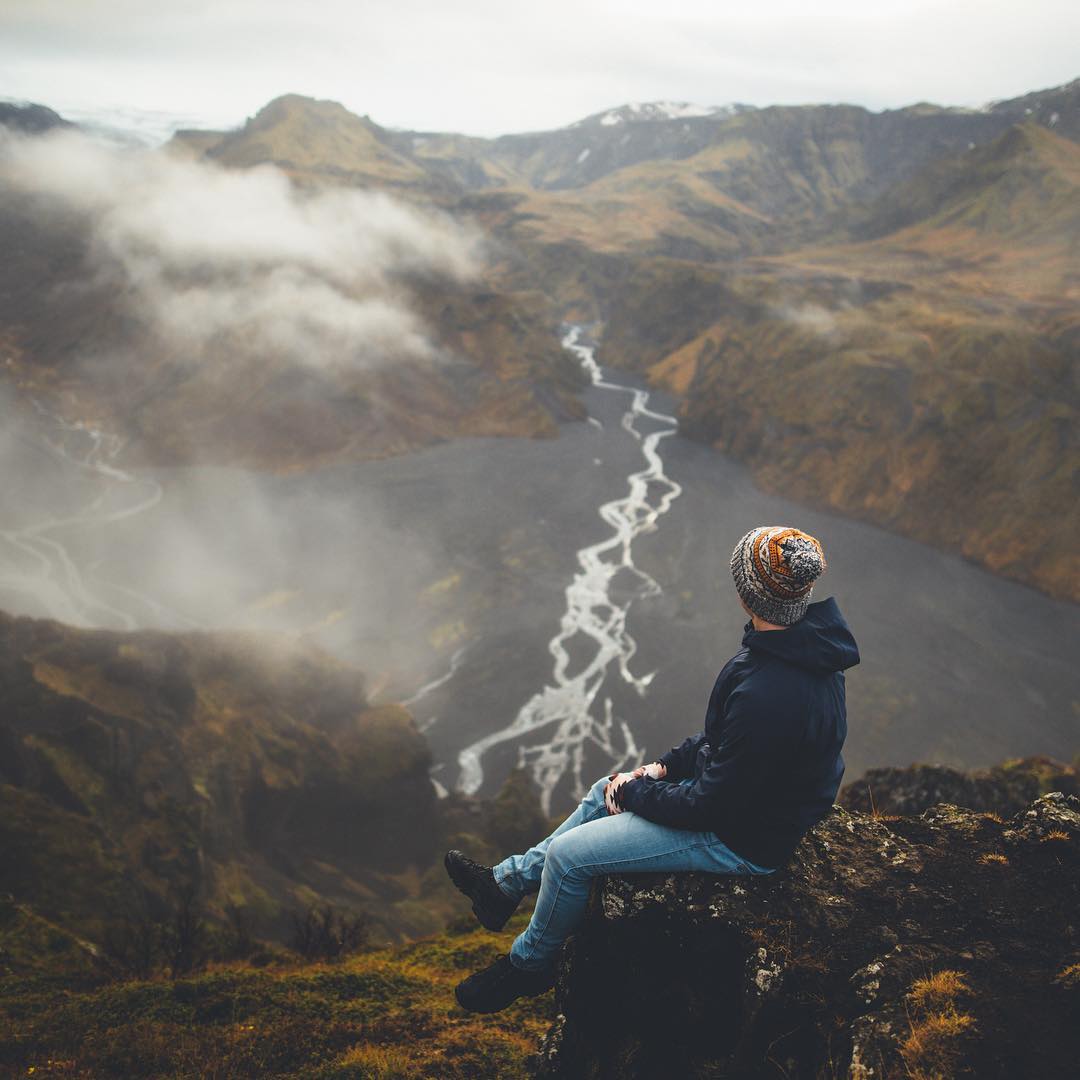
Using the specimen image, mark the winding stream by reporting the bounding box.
[0,401,198,631]
[455,326,683,813]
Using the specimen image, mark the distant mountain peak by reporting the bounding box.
[245,92,377,131]
[168,91,431,188]
[569,101,754,128]
[0,99,74,135]
[985,75,1080,111]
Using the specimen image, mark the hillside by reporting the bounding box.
[0,599,570,956]
[420,103,1037,263]
[852,120,1080,244]
[0,911,555,1078]
[170,84,1079,265]
[0,101,73,136]
[0,608,448,944]
[586,124,1080,600]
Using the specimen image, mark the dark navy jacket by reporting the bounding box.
[617,597,860,869]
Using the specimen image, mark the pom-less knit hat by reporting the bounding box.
[730,526,827,626]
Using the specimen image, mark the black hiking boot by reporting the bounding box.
[454,953,555,1013]
[444,849,520,931]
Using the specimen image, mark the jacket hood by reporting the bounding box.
[742,596,860,674]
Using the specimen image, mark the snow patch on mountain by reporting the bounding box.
[572,101,753,129]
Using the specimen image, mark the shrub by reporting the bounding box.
[289,904,373,962]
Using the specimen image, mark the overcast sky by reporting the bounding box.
[2,0,1077,140]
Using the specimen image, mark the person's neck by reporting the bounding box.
[749,612,788,632]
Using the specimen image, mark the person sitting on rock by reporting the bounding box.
[447,524,860,1014]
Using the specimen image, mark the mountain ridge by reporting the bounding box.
[164,79,1080,200]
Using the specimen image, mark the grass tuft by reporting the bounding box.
[907,970,969,1009]
[1055,963,1080,990]
[901,1008,977,1080]
[902,969,975,1079]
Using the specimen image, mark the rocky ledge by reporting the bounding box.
[839,755,1077,818]
[535,793,1079,1079]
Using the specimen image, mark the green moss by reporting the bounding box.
[0,786,134,939]
[2,924,553,1078]
[24,734,106,809]
[0,905,101,985]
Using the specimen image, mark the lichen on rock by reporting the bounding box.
[535,793,1079,1079]
[840,755,1078,819]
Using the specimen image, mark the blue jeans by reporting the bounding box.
[492,773,776,972]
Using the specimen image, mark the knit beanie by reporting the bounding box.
[730,526,827,626]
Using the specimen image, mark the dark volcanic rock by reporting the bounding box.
[535,794,1080,1079]
[840,756,1078,818]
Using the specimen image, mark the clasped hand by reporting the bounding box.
[604,761,667,814]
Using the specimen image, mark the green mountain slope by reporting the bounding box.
[0,609,443,944]
[168,93,438,194]
[854,121,1080,243]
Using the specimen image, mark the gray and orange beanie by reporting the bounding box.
[730,526,827,626]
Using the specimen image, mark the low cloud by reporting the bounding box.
[0,126,488,695]
[774,302,841,336]
[0,125,482,371]
[0,380,444,690]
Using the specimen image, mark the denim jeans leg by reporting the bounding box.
[508,805,775,972]
[491,773,611,900]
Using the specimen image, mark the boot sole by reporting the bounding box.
[454,969,555,1013]
[444,851,517,931]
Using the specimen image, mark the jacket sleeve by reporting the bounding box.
[656,732,708,781]
[618,681,782,831]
